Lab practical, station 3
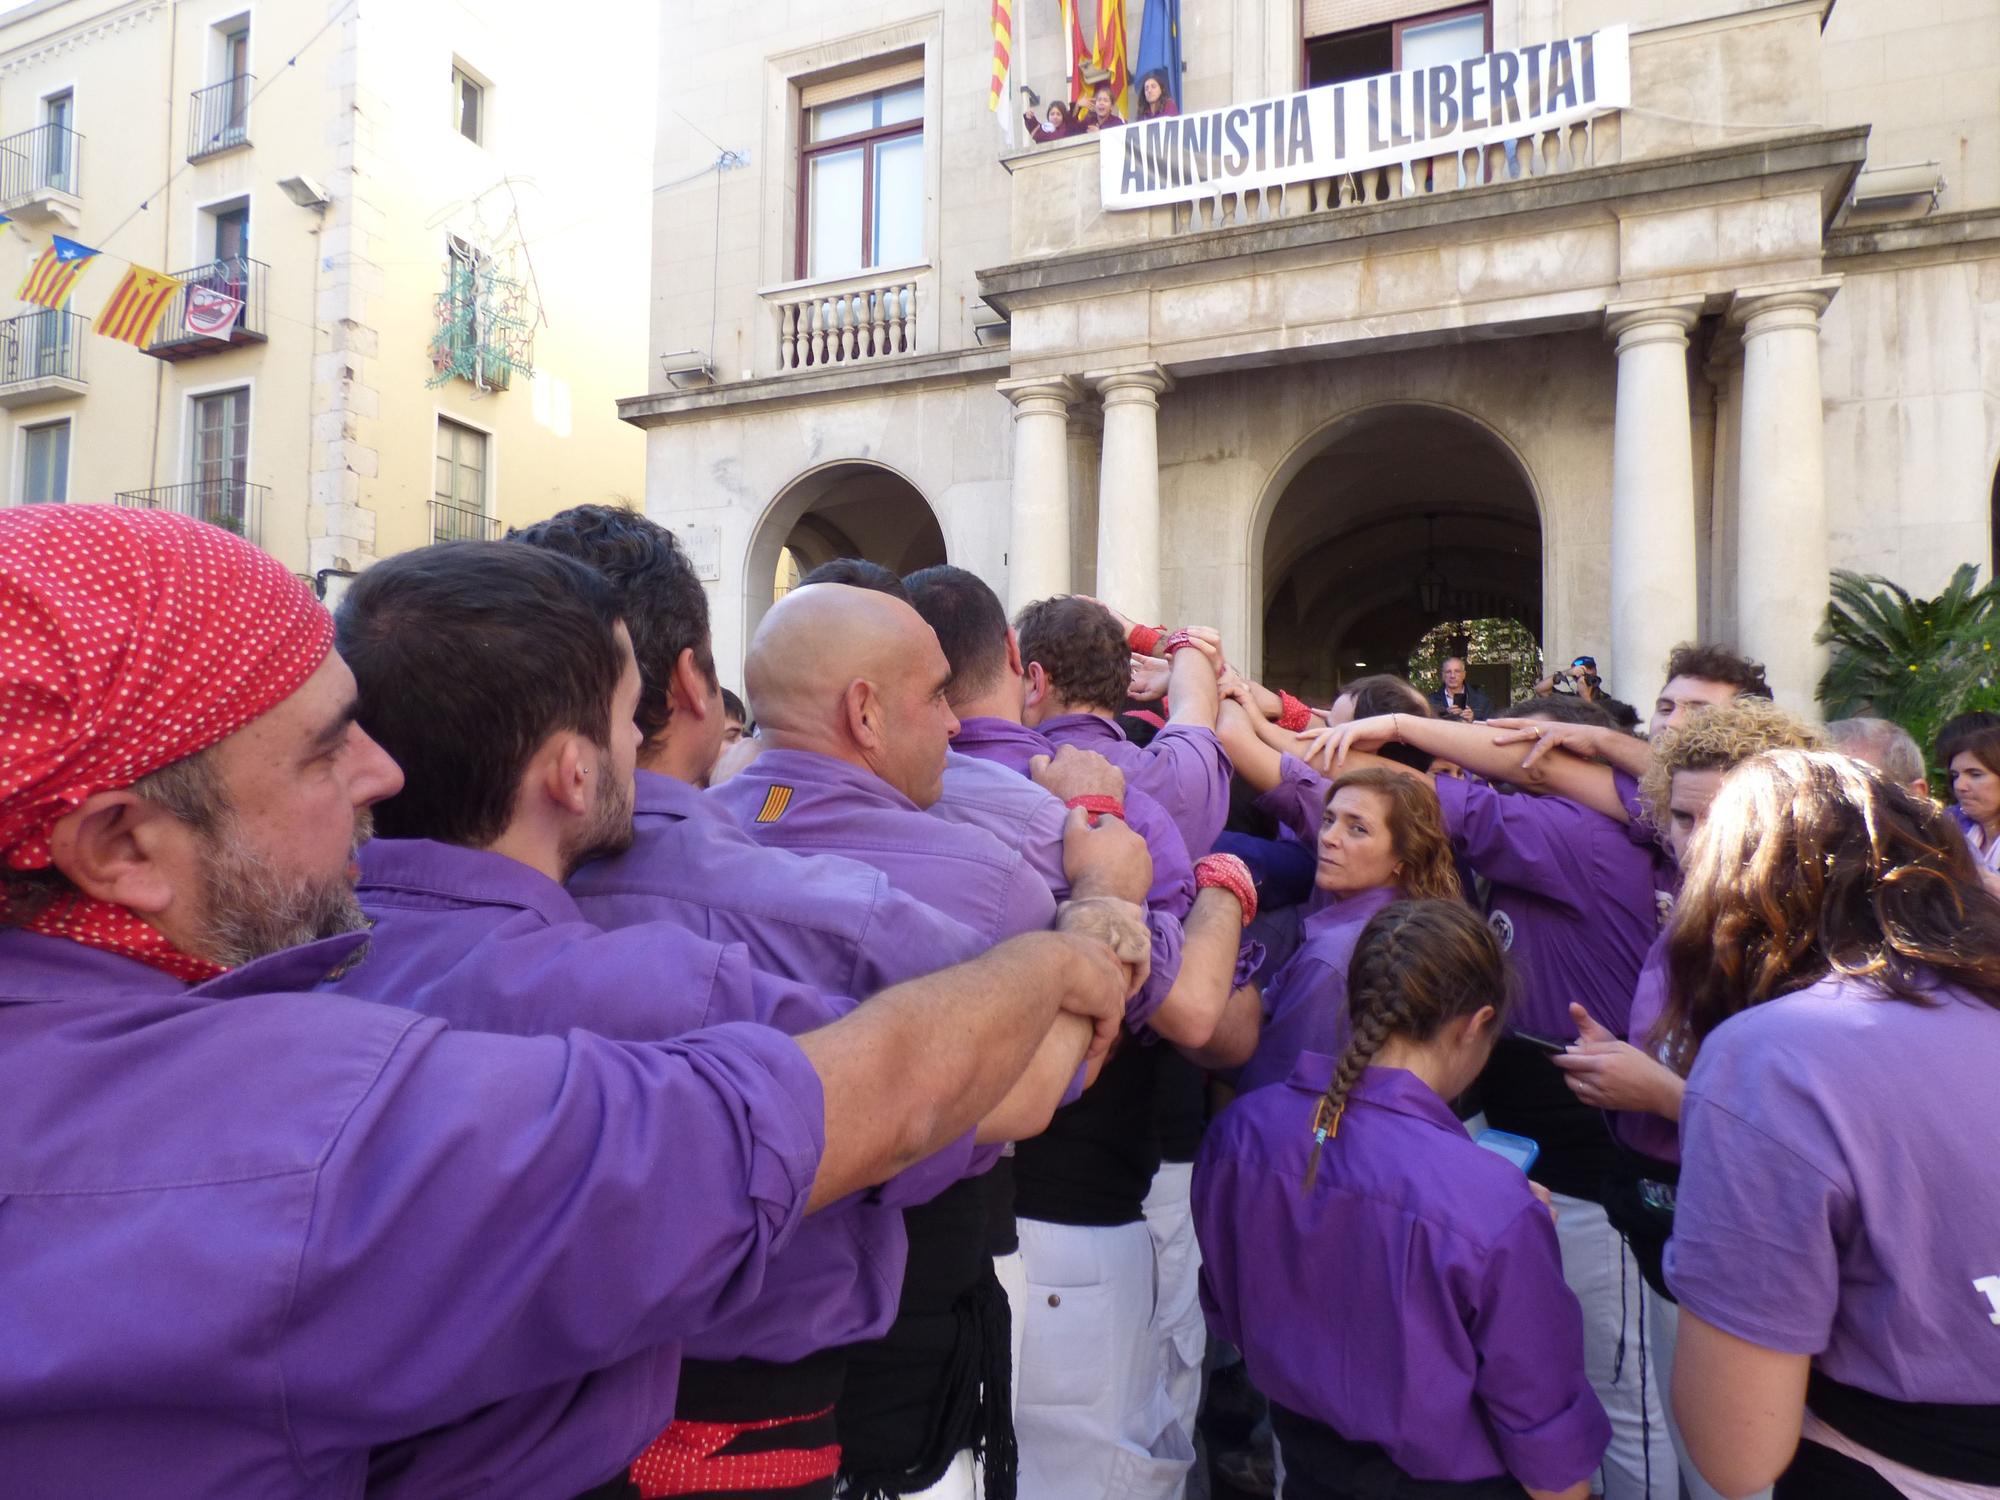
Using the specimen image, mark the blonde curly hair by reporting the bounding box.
[1638,698,1827,830]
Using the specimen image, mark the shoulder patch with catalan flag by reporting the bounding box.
[754,784,794,824]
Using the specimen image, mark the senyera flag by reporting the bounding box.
[18,235,99,310]
[94,264,180,348]
[184,283,244,341]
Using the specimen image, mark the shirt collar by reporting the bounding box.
[1284,1054,1464,1134]
[1300,883,1398,940]
[952,715,1050,770]
[0,927,373,1003]
[633,766,704,819]
[744,747,921,814]
[1037,712,1124,745]
[357,838,584,930]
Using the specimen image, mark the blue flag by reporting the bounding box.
[1134,0,1182,109]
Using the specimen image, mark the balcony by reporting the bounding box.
[763,266,924,374]
[187,75,252,161]
[147,257,268,360]
[0,123,82,226]
[0,310,86,408]
[115,480,266,543]
[430,499,499,544]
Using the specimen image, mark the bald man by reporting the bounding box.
[713,584,1155,1500]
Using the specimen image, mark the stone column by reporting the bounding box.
[1732,278,1840,714]
[998,375,1081,616]
[1605,298,1702,702]
[1066,401,1103,599]
[1091,364,1173,627]
[1702,333,1744,644]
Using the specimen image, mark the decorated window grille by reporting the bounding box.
[428,233,532,392]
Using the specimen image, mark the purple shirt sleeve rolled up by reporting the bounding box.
[1253,751,1330,846]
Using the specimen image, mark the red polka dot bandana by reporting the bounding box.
[0,504,333,980]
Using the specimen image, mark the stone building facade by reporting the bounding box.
[625,0,2000,713]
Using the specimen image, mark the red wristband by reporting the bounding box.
[1064,794,1126,825]
[1194,852,1258,927]
[1161,629,1198,656]
[1276,690,1313,733]
[1127,622,1166,656]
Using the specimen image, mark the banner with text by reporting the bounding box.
[1099,26,1629,211]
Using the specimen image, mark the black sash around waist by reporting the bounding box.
[1806,1368,2000,1484]
[674,1348,851,1423]
[1267,1404,1529,1500]
[1478,1037,1619,1204]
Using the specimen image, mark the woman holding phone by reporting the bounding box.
[1663,751,2000,1497]
[1195,900,1608,1499]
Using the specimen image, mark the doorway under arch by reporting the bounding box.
[746,460,947,626]
[1255,405,1543,703]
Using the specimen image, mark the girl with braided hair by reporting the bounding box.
[1194,900,1609,1500]
[1232,766,1461,1095]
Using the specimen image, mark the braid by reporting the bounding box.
[1303,921,1413,1193]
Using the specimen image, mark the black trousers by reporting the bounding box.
[1269,1404,1530,1500]
[1774,1440,1905,1499]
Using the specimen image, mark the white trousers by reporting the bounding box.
[1016,1218,1196,1500]
[1644,1284,1771,1500]
[994,1249,1027,1418]
[1549,1194,1674,1500]
[885,1448,979,1500]
[1141,1161,1206,1500]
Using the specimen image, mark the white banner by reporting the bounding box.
[1099,26,1630,211]
[185,284,244,341]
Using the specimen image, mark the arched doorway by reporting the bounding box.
[1256,405,1542,704]
[746,460,947,629]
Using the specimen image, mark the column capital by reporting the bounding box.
[1087,362,1174,402]
[997,374,1082,411]
[1729,276,1841,338]
[1604,296,1703,350]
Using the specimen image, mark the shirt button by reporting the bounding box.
[1047,1294,1061,1307]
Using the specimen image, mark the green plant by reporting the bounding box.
[1411,617,1545,704]
[1817,565,2000,776]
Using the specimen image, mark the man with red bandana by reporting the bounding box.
[0,504,1130,1497]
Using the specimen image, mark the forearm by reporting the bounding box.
[1239,677,1282,719]
[1387,714,1621,813]
[977,1013,1093,1143]
[1178,983,1261,1069]
[796,933,1069,1210]
[1217,699,1285,791]
[1149,889,1246,1048]
[1165,647,1220,728]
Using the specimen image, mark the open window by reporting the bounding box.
[1304,1,1490,88]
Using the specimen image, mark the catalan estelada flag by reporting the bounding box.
[1094,0,1130,116]
[989,0,1012,110]
[94,263,179,348]
[18,235,98,310]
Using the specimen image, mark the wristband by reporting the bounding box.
[1127,622,1166,656]
[1276,689,1313,733]
[1194,852,1258,927]
[1161,629,1198,657]
[1064,794,1126,825]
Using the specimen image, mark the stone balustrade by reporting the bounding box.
[764,267,923,373]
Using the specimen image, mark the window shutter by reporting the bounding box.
[1303,0,1453,40]
[799,53,924,110]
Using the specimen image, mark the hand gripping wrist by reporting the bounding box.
[1065,793,1126,826]
[1194,852,1258,927]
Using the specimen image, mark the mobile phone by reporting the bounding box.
[1476,1129,1541,1174]
[1510,1030,1570,1055]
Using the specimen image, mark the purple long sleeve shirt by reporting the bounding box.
[571,769,986,998]
[932,748,1184,1032]
[1195,1057,1609,1489]
[341,839,955,1498]
[0,928,822,1499]
[1233,884,1399,1096]
[710,748,1058,946]
[1037,711,1231,858]
[1614,930,1683,1164]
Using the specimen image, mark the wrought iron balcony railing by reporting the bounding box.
[431,498,499,544]
[0,122,81,205]
[0,309,85,404]
[114,480,266,542]
[187,75,253,161]
[147,256,268,359]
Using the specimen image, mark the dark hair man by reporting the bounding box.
[800,556,910,595]
[1015,594,1230,857]
[0,505,1126,1497]
[1652,642,1772,737]
[722,686,751,743]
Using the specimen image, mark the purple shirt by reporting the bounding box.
[1253,750,1328,847]
[951,715,1196,916]
[711,748,1058,947]
[571,769,986,998]
[1234,885,1400,1096]
[1195,1058,1608,1488]
[1613,931,1683,1164]
[933,748,1186,1033]
[1039,711,1231,859]
[1435,776,1671,1038]
[1666,973,2000,1403]
[0,928,822,1499]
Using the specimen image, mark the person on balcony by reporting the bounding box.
[1024,93,1081,142]
[1135,70,1177,119]
[1081,82,1124,131]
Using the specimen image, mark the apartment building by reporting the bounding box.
[626,0,1999,712]
[0,0,654,581]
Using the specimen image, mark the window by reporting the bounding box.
[190,387,250,534]
[211,201,249,264]
[40,91,74,193]
[454,66,484,144]
[798,79,923,280]
[433,418,490,541]
[22,420,69,504]
[221,22,250,126]
[1305,2,1489,88]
